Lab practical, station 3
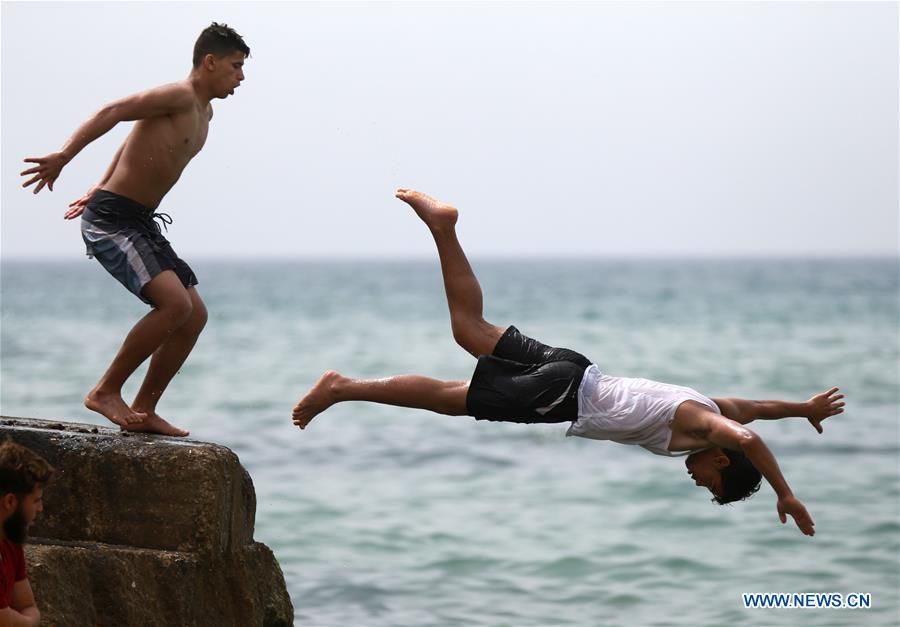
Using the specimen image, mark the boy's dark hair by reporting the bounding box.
[0,440,54,497]
[714,448,761,505]
[193,22,250,68]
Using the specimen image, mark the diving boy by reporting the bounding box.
[292,189,844,536]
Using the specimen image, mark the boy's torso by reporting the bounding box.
[105,91,211,209]
[569,366,719,455]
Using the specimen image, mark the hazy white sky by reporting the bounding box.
[2,1,897,259]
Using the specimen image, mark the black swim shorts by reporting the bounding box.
[81,190,198,305]
[466,325,592,424]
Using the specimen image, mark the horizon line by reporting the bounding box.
[2,253,898,263]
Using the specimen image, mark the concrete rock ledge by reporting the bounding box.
[0,417,293,626]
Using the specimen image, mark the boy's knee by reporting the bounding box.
[196,301,209,325]
[451,318,498,357]
[451,323,479,354]
[450,323,468,348]
[160,293,194,326]
[192,300,209,331]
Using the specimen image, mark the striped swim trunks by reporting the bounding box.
[81,190,198,305]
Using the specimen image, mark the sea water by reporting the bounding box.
[1,258,898,626]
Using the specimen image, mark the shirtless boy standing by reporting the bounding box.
[20,23,249,436]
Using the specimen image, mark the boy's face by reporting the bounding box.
[1,485,44,543]
[685,447,730,498]
[20,485,44,526]
[205,51,246,99]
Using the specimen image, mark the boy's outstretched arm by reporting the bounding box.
[673,408,816,536]
[713,387,844,433]
[20,82,195,194]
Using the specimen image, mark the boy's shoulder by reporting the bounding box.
[133,80,198,111]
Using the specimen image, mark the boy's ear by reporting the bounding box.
[0,492,19,511]
[712,451,731,469]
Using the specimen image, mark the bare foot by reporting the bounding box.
[122,410,189,437]
[85,388,147,428]
[292,370,345,430]
[395,188,458,231]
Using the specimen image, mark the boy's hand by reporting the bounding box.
[777,495,815,536]
[20,151,70,194]
[65,184,101,220]
[805,387,844,434]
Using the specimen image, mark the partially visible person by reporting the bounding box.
[0,441,54,627]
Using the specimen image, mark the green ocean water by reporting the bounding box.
[1,258,898,625]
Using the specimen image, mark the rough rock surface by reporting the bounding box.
[0,417,294,626]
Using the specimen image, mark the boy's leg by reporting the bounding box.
[395,189,506,357]
[292,371,469,429]
[85,270,193,431]
[128,287,208,437]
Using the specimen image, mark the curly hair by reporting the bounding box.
[192,22,250,68]
[713,448,761,505]
[0,440,54,497]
